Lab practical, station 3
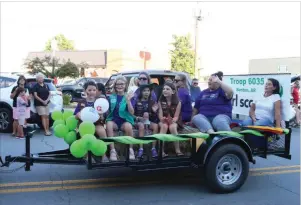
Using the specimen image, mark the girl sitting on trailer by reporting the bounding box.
[131,84,159,158]
[74,81,109,162]
[158,82,184,157]
[106,76,136,161]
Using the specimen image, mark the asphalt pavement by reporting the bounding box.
[0,127,300,205]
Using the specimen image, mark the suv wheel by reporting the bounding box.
[0,108,13,133]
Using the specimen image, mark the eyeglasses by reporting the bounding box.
[139,77,148,81]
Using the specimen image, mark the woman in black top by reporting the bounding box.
[32,73,51,136]
[10,75,31,137]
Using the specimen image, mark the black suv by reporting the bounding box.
[56,77,108,102]
[105,70,192,98]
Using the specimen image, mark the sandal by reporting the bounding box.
[44,131,52,136]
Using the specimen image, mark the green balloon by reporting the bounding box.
[63,110,74,121]
[91,140,107,156]
[66,116,78,131]
[79,122,95,137]
[70,140,87,158]
[64,131,77,145]
[54,124,69,138]
[52,119,65,128]
[51,110,63,121]
[81,134,97,150]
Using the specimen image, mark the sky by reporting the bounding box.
[1,1,300,75]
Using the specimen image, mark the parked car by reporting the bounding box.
[0,74,63,133]
[104,70,192,98]
[56,77,109,102]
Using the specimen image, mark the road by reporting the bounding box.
[0,128,300,205]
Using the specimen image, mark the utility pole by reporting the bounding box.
[194,4,202,79]
[51,37,58,78]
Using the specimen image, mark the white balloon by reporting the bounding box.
[94,98,109,114]
[80,107,100,123]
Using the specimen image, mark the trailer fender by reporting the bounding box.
[203,136,255,165]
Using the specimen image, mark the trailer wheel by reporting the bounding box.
[205,144,249,193]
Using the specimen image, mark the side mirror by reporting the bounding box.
[78,82,84,87]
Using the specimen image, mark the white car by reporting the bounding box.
[0,74,63,133]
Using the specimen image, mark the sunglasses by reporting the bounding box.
[139,77,148,81]
[174,79,182,83]
[193,82,198,85]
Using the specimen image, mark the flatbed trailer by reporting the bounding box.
[1,124,292,193]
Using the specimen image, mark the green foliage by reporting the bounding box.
[63,94,71,106]
[56,61,79,78]
[26,56,61,78]
[169,34,195,76]
[26,56,79,79]
[45,34,75,51]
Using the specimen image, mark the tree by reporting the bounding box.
[26,56,61,78]
[56,61,79,78]
[45,34,75,51]
[169,34,195,76]
[26,56,79,79]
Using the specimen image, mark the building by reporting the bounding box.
[26,49,170,78]
[249,57,300,75]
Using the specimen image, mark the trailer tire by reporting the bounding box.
[205,143,249,193]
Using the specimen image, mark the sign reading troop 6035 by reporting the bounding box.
[223,73,291,121]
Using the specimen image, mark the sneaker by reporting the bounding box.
[109,149,118,161]
[137,148,143,158]
[129,148,135,160]
[151,148,158,158]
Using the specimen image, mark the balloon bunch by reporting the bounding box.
[51,110,107,158]
[52,110,78,145]
[70,121,107,158]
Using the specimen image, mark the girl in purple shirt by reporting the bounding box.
[174,74,193,123]
[134,72,157,102]
[131,84,159,158]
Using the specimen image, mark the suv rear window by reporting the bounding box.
[26,79,57,92]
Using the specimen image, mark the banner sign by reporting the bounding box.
[223,73,291,121]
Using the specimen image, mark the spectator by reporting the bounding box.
[291,80,300,126]
[10,75,31,137]
[33,73,51,136]
[191,71,234,133]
